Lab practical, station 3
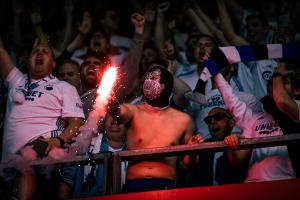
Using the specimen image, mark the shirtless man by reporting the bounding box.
[111,64,203,192]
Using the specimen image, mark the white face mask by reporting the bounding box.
[143,69,165,100]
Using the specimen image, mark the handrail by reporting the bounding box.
[29,151,112,166]
[112,133,300,193]
[0,152,113,195]
[1,134,300,195]
[117,134,300,160]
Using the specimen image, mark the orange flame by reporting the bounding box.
[96,66,118,102]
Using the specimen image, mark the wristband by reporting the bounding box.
[55,136,65,147]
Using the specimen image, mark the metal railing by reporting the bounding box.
[112,133,300,193]
[2,134,300,195]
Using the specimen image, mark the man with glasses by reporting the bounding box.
[203,55,297,182]
[187,107,247,186]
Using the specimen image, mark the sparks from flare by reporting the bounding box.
[97,66,118,101]
[93,66,118,110]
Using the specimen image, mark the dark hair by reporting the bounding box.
[80,50,111,69]
[88,25,111,42]
[195,34,219,47]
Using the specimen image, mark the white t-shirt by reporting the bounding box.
[2,67,84,160]
[237,59,278,101]
[242,112,295,182]
[215,74,295,182]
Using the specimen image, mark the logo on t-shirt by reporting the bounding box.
[200,94,224,110]
[255,121,280,135]
[262,70,272,81]
[24,90,44,101]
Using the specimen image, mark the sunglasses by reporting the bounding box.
[204,112,231,124]
[81,61,102,68]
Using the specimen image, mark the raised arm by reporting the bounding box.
[172,77,192,109]
[191,1,229,46]
[154,1,169,59]
[117,13,145,102]
[65,11,92,54]
[12,0,24,50]
[0,39,14,80]
[213,73,252,165]
[29,3,46,39]
[184,2,213,37]
[290,1,300,37]
[56,0,75,53]
[143,0,156,46]
[223,0,244,24]
[272,64,300,121]
[217,0,248,45]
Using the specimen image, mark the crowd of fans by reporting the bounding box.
[0,0,300,199]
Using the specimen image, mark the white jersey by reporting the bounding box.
[236,59,278,101]
[215,74,296,182]
[3,67,84,160]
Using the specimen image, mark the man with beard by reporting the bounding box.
[0,37,84,200]
[109,64,203,193]
[187,107,247,186]
[79,51,110,116]
[203,57,297,182]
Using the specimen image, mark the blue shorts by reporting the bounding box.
[122,178,176,193]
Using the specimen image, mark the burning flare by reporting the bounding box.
[72,66,118,154]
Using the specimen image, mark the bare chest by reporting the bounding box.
[127,111,184,149]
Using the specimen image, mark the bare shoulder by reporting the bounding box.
[168,107,192,122]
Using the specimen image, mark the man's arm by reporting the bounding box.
[172,78,191,109]
[45,117,84,154]
[117,13,145,102]
[0,40,14,80]
[182,116,203,167]
[217,0,248,45]
[272,64,299,121]
[109,99,135,125]
[191,1,229,46]
[65,11,91,54]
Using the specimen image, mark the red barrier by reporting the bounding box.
[76,179,300,200]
